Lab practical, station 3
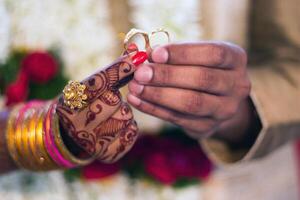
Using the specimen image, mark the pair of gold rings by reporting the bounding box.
[62,28,170,110]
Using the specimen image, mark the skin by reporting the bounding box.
[0,41,253,173]
[127,42,252,143]
[56,53,139,163]
[0,52,140,174]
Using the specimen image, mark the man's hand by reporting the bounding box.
[127,42,251,140]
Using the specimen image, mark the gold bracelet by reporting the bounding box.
[6,104,25,169]
[34,103,60,170]
[20,108,38,170]
[6,101,94,171]
[27,105,43,169]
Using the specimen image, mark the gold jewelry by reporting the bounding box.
[20,109,38,170]
[124,28,150,52]
[28,105,42,168]
[34,103,59,170]
[62,80,88,110]
[123,28,170,52]
[6,103,59,171]
[150,28,170,47]
[6,104,24,169]
[24,104,58,171]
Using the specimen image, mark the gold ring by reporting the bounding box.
[62,80,88,110]
[124,28,150,52]
[150,28,171,46]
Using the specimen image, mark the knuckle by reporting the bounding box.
[210,44,227,66]
[183,92,204,114]
[236,77,251,97]
[150,87,163,102]
[220,102,238,119]
[158,66,172,84]
[196,70,216,91]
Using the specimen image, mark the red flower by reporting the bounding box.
[145,152,177,185]
[82,161,121,181]
[141,135,213,184]
[5,71,29,106]
[22,51,58,83]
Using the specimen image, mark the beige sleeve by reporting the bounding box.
[200,61,300,164]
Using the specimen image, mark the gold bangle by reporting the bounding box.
[20,108,38,170]
[34,103,60,170]
[6,104,25,169]
[27,105,43,169]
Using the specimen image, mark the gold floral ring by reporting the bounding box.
[62,81,88,110]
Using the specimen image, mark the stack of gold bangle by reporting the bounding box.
[6,101,94,171]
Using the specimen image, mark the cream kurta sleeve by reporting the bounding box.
[201,61,300,164]
[199,0,300,164]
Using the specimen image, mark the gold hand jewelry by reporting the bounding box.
[62,81,88,110]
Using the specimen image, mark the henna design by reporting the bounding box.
[94,117,128,138]
[99,90,121,106]
[105,63,120,87]
[57,54,138,161]
[56,109,76,133]
[85,103,103,126]
[84,72,108,102]
[121,103,130,116]
[121,62,132,73]
[74,131,96,155]
[110,121,138,162]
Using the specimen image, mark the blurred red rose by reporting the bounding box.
[145,152,177,185]
[5,70,29,106]
[141,135,213,184]
[82,161,121,181]
[22,51,58,83]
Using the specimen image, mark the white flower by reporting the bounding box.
[5,0,115,80]
[0,0,10,63]
[131,179,203,200]
[129,0,201,43]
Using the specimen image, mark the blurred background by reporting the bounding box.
[0,0,299,199]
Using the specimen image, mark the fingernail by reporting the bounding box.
[127,94,141,106]
[134,64,153,83]
[151,46,168,63]
[128,81,144,95]
[132,51,148,67]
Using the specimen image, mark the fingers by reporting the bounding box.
[133,63,235,95]
[150,42,247,68]
[98,119,138,163]
[127,94,216,137]
[80,54,136,101]
[129,81,225,117]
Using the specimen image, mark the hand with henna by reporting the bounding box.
[56,51,147,163]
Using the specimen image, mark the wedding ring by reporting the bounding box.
[62,81,88,110]
[123,28,150,52]
[150,28,170,46]
[123,28,170,53]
